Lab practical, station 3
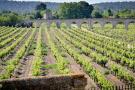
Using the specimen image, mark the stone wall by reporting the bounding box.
[31,18,135,30]
[0,74,87,90]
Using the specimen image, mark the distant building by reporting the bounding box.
[43,10,53,20]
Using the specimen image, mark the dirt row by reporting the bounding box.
[12,30,38,78]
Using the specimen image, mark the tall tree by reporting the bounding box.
[35,3,47,19]
[103,9,113,18]
[34,11,42,19]
[78,1,93,18]
[58,1,94,19]
[36,3,46,11]
[92,6,102,18]
[108,9,113,16]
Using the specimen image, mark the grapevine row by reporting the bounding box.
[0,27,15,37]
[0,28,35,80]
[66,29,135,69]
[59,29,135,84]
[32,28,43,76]
[0,28,30,58]
[0,28,25,48]
[0,28,19,42]
[55,30,113,88]
[46,30,69,74]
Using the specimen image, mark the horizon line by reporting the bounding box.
[8,0,135,4]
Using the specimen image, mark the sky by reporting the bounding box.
[12,0,135,4]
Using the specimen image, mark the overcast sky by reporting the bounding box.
[12,0,135,4]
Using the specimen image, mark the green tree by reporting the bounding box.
[108,9,113,16]
[92,7,102,18]
[53,11,59,19]
[34,11,42,19]
[116,9,135,18]
[78,1,94,18]
[103,9,113,18]
[92,11,102,18]
[58,1,93,19]
[36,3,46,11]
[35,3,47,19]
[0,11,23,26]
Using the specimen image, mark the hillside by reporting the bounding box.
[0,1,135,13]
[0,1,60,13]
[93,1,135,11]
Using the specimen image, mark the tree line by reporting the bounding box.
[0,1,135,26]
[53,1,135,19]
[91,7,135,18]
[0,3,46,26]
[55,1,93,19]
[34,2,135,19]
[0,11,22,26]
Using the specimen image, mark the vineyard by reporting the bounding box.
[0,23,135,90]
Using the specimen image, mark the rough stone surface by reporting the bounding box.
[0,74,87,90]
